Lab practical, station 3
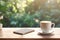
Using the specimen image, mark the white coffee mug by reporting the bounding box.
[40,21,55,33]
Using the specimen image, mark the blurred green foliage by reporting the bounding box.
[0,0,60,27]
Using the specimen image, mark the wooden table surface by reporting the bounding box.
[0,28,60,40]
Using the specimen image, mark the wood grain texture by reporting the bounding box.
[0,28,60,40]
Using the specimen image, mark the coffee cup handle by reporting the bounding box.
[51,23,55,28]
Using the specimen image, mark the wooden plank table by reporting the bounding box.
[0,28,60,40]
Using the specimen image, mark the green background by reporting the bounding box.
[0,0,60,27]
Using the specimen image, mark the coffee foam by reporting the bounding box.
[40,21,51,23]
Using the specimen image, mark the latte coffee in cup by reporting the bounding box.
[40,21,55,33]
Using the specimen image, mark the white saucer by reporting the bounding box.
[38,30,54,35]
